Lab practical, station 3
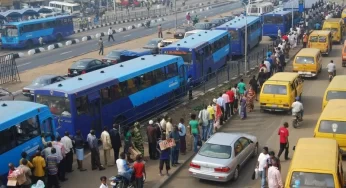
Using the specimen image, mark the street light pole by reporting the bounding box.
[242,2,248,75]
[175,0,177,29]
[291,0,294,28]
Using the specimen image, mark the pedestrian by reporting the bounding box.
[169,125,180,166]
[133,122,145,157]
[170,1,173,10]
[237,79,246,97]
[155,118,163,157]
[98,37,104,55]
[108,27,115,42]
[124,126,133,158]
[165,118,173,139]
[239,94,247,120]
[32,150,46,184]
[186,12,191,25]
[133,155,146,188]
[41,142,53,160]
[206,103,215,137]
[61,131,74,173]
[277,122,290,160]
[189,113,199,153]
[198,105,209,141]
[302,33,308,48]
[53,136,67,181]
[74,130,87,171]
[147,120,158,159]
[270,53,277,73]
[157,134,171,176]
[268,159,283,188]
[226,87,235,116]
[264,58,271,79]
[258,69,266,88]
[46,148,60,188]
[249,75,258,100]
[87,130,106,171]
[246,86,256,112]
[100,126,113,167]
[178,118,187,155]
[109,124,122,163]
[267,151,281,172]
[257,147,270,188]
[18,159,32,188]
[88,17,91,27]
[277,28,281,38]
[216,93,225,125]
[212,99,223,132]
[19,151,34,169]
[231,84,239,114]
[160,115,168,133]
[222,90,230,120]
[39,36,43,46]
[116,152,134,182]
[158,24,163,38]
[99,176,108,188]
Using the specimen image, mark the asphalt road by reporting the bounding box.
[14,1,241,72]
[163,44,346,188]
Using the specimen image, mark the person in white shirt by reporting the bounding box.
[267,160,283,188]
[108,27,115,42]
[61,131,74,172]
[263,59,271,78]
[327,60,336,76]
[100,127,113,167]
[166,118,173,138]
[116,152,134,182]
[198,105,210,141]
[160,115,168,132]
[277,28,281,37]
[99,176,108,188]
[257,147,270,188]
[292,97,304,120]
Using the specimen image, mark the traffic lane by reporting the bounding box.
[15,3,241,72]
[164,45,346,188]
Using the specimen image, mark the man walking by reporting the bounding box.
[109,124,122,164]
[133,122,145,157]
[158,24,163,38]
[87,130,106,171]
[108,27,115,42]
[268,159,283,188]
[169,125,180,166]
[98,37,104,55]
[226,87,235,116]
[53,136,67,182]
[206,103,215,137]
[147,120,158,159]
[198,105,209,141]
[46,148,60,188]
[61,131,74,173]
[278,122,290,160]
[74,130,87,171]
[222,90,230,120]
[216,93,225,125]
[178,118,186,155]
[100,126,113,167]
[257,147,270,188]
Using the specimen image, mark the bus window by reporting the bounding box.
[36,95,71,116]
[166,63,178,79]
[152,67,166,83]
[264,16,283,24]
[0,127,16,154]
[16,116,40,143]
[76,96,89,115]
[41,118,54,136]
[229,30,239,41]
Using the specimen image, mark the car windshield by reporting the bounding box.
[318,120,346,134]
[4,25,18,37]
[165,51,192,63]
[264,16,283,24]
[289,172,335,188]
[326,90,346,101]
[319,36,327,42]
[107,51,121,57]
[70,60,90,69]
[146,39,159,46]
[199,143,232,159]
[36,95,71,117]
[295,56,315,64]
[230,30,239,41]
[262,84,287,95]
[32,77,50,85]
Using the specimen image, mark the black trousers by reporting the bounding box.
[58,158,66,180]
[220,107,225,125]
[303,42,307,48]
[230,102,234,115]
[47,174,60,188]
[108,35,114,41]
[225,103,230,119]
[278,142,289,159]
[99,47,104,55]
[91,148,101,169]
[148,142,157,159]
[65,151,73,172]
[113,147,120,163]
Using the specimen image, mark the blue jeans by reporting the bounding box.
[208,120,213,138]
[202,125,208,141]
[192,133,198,153]
[171,148,179,165]
[119,168,134,182]
[259,170,266,188]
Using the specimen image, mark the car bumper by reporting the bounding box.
[188,168,233,182]
[260,106,290,112]
[22,92,34,97]
[297,71,317,77]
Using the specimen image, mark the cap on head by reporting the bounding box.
[149,120,154,124]
[213,98,217,103]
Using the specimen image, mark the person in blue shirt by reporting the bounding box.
[267,55,274,76]
[315,22,321,30]
[157,134,171,176]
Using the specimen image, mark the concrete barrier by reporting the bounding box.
[95,33,101,38]
[48,45,55,50]
[13,52,25,59]
[66,40,72,45]
[118,28,124,32]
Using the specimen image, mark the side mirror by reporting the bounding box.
[293,146,296,151]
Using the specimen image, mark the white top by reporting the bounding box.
[327,63,336,72]
[116,159,127,173]
[264,61,271,72]
[296,27,301,35]
[160,119,167,131]
[178,123,186,136]
[292,101,304,113]
[198,109,209,125]
[108,28,113,35]
[100,184,108,188]
[166,122,173,136]
[61,136,73,154]
[257,153,270,171]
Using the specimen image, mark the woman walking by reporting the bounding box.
[246,87,256,112]
[239,95,247,120]
[189,114,199,153]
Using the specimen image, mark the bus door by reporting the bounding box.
[179,64,186,92]
[88,91,103,135]
[40,115,55,141]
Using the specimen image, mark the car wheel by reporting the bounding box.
[233,166,239,181]
[252,144,258,157]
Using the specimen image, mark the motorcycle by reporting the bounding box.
[110,175,135,188]
[292,112,302,128]
[328,71,336,82]
[144,20,151,28]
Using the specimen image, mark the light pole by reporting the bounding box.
[242,2,248,75]
[291,0,294,28]
[175,0,177,29]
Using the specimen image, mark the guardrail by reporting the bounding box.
[0,53,20,85]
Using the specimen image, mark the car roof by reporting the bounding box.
[266,72,298,83]
[35,74,60,79]
[319,99,346,120]
[296,48,320,56]
[327,75,346,90]
[207,132,239,145]
[148,38,163,42]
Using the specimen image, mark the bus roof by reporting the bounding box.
[309,30,331,36]
[290,138,338,173]
[5,15,72,26]
[36,55,183,94]
[0,101,47,130]
[49,1,80,6]
[162,30,228,49]
[216,16,260,29]
[320,99,346,119]
[263,10,292,16]
[296,48,320,56]
[326,75,346,90]
[267,72,298,82]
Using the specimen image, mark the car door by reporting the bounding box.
[87,61,97,72]
[234,140,246,167]
[94,60,106,69]
[238,137,253,163]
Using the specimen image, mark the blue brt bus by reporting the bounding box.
[160,30,231,82]
[215,16,262,56]
[262,10,301,39]
[0,101,56,183]
[2,15,74,49]
[34,55,187,139]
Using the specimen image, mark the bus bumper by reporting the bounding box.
[2,42,26,49]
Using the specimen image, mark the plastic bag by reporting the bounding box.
[252,168,259,180]
[31,180,45,188]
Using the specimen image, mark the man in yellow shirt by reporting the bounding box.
[207,102,215,139]
[32,150,46,183]
[19,151,33,168]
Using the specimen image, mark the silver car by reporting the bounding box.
[0,88,14,101]
[22,75,66,99]
[189,132,258,182]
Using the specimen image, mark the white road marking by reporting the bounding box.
[60,51,73,55]
[17,62,31,67]
[124,34,131,37]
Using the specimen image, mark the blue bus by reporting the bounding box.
[0,101,56,183]
[263,10,301,39]
[2,15,74,49]
[160,30,231,82]
[34,55,187,139]
[215,16,262,56]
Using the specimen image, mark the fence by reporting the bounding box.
[0,53,20,85]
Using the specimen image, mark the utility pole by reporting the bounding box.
[175,0,177,29]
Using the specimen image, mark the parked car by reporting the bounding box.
[68,58,110,77]
[22,75,66,99]
[0,88,14,101]
[222,15,234,22]
[102,50,123,64]
[211,18,226,27]
[174,26,195,39]
[143,38,163,54]
[194,22,213,30]
[189,132,258,182]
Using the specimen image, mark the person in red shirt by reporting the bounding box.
[133,155,146,188]
[282,35,288,42]
[226,87,235,116]
[277,122,290,160]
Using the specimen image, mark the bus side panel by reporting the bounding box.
[249,28,262,49]
[212,45,230,69]
[263,24,285,38]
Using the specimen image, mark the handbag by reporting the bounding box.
[197,135,202,147]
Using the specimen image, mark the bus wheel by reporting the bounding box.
[26,40,33,49]
[56,34,63,42]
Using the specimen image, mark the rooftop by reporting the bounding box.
[320,99,346,119]
[216,16,260,29]
[327,75,346,90]
[267,72,299,82]
[207,132,239,146]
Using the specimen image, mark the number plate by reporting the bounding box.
[73,70,77,74]
[272,105,278,107]
[107,60,111,63]
[179,34,182,36]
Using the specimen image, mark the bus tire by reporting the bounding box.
[26,40,33,49]
[56,34,63,42]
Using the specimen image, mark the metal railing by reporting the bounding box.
[0,53,20,85]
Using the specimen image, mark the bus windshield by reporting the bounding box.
[166,51,192,63]
[36,95,71,117]
[229,30,239,41]
[264,16,283,24]
[319,120,346,134]
[290,172,335,187]
[4,25,18,37]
